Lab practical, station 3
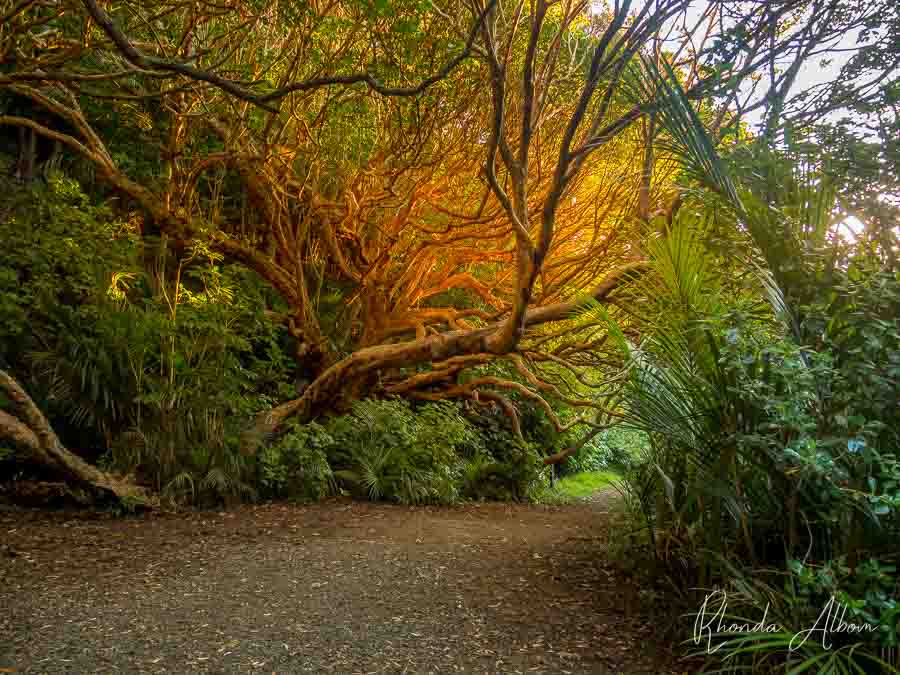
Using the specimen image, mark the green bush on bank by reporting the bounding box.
[256,398,547,505]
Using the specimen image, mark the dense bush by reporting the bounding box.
[687,558,898,673]
[326,398,546,504]
[552,87,900,664]
[248,398,548,505]
[458,398,550,500]
[258,422,336,501]
[0,174,138,374]
[325,399,467,504]
[606,217,900,671]
[0,175,298,503]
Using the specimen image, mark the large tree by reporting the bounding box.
[3,0,890,495]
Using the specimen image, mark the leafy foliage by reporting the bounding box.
[258,422,335,501]
[534,471,619,505]
[328,399,488,504]
[600,123,899,669]
[687,559,897,674]
[0,175,298,501]
[0,9,897,671]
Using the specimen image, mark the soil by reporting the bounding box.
[0,490,686,674]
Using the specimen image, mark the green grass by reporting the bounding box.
[535,470,620,504]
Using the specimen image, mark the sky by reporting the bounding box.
[590,0,880,239]
[585,0,869,129]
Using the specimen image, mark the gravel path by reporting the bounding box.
[0,492,679,674]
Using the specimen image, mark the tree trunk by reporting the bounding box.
[15,125,36,182]
[0,370,150,505]
[241,262,647,454]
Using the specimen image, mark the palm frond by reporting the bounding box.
[622,54,741,209]
[163,470,196,500]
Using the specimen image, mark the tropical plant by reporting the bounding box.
[687,559,898,674]
[326,399,468,505]
[602,52,899,671]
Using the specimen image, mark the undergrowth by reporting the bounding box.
[534,471,620,505]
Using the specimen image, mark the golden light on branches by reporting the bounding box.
[1,0,765,454]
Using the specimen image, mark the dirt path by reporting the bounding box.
[0,491,679,674]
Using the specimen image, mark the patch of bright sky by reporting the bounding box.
[588,1,874,239]
[589,1,864,127]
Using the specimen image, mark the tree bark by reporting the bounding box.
[241,262,647,453]
[0,370,150,505]
[15,125,36,181]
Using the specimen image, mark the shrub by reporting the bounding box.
[460,444,545,502]
[0,175,297,501]
[457,399,547,500]
[607,219,899,670]
[326,399,469,504]
[688,558,899,673]
[0,174,138,372]
[258,422,335,501]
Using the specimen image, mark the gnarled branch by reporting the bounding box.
[80,0,497,112]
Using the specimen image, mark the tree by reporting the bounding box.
[4,0,887,494]
[0,369,148,502]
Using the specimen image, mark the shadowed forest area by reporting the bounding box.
[1,0,898,672]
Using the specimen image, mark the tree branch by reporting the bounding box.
[80,0,497,112]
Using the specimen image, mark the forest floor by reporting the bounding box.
[0,489,688,674]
